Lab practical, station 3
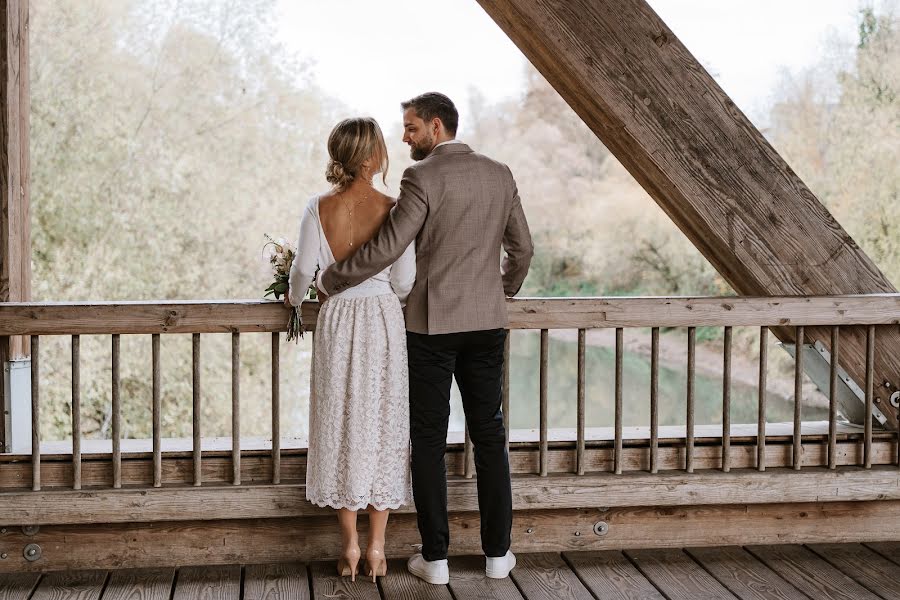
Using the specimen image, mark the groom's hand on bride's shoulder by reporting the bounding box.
[315,284,328,303]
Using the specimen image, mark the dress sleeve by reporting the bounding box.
[389,240,416,306]
[287,201,320,306]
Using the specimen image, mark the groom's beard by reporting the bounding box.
[409,134,435,161]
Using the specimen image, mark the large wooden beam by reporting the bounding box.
[476,0,900,426]
[0,0,29,359]
[4,502,900,572]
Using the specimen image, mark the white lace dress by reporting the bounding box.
[288,194,415,511]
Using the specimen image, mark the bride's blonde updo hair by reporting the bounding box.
[325,117,389,190]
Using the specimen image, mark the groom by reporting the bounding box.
[318,92,533,584]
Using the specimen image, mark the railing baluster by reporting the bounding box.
[232,331,240,485]
[503,332,510,456]
[271,332,281,485]
[576,328,586,475]
[650,327,659,474]
[192,333,202,486]
[539,329,549,477]
[112,334,121,488]
[758,327,768,472]
[464,424,473,478]
[686,327,695,473]
[829,326,839,469]
[72,335,81,490]
[31,335,40,491]
[614,327,623,475]
[793,326,804,470]
[152,334,161,488]
[722,326,732,472]
[864,325,875,469]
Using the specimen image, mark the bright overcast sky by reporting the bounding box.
[276,1,863,138]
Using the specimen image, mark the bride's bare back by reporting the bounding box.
[318,183,395,262]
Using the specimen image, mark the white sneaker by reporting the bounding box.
[407,553,450,585]
[485,550,516,579]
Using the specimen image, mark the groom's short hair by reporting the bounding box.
[401,92,458,136]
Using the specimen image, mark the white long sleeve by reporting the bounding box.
[287,201,320,307]
[389,241,416,306]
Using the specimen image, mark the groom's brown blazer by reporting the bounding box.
[320,142,533,335]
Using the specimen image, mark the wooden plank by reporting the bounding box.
[5,467,900,525]
[864,541,900,567]
[71,335,81,489]
[563,550,664,599]
[103,568,175,600]
[379,559,453,599]
[151,335,161,488]
[1,435,896,492]
[0,573,40,600]
[30,335,37,490]
[447,555,524,600]
[865,326,875,468]
[624,548,737,599]
[231,332,240,486]
[307,561,380,600]
[473,0,900,428]
[650,327,659,474]
[723,326,732,472]
[111,335,121,489]
[271,333,280,485]
[685,547,808,600]
[3,503,900,573]
[829,327,840,470]
[31,571,107,600]
[509,553,594,600]
[243,564,309,600]
[192,334,201,487]
[172,566,240,600]
[686,328,695,473]
[3,296,900,335]
[808,543,900,600]
[746,544,881,600]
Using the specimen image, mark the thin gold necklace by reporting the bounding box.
[339,186,370,247]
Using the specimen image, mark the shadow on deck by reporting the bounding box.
[4,544,900,600]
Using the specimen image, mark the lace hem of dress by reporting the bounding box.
[307,494,408,512]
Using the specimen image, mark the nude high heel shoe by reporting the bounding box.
[337,545,361,581]
[365,544,387,582]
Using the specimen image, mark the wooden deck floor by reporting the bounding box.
[4,543,900,600]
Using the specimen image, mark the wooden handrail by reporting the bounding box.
[0,294,899,335]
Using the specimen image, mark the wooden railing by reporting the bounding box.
[1,295,898,490]
[2,295,900,571]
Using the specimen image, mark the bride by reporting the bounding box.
[287,117,415,581]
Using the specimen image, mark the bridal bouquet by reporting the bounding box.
[263,234,303,342]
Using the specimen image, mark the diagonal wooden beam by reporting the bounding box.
[477,0,900,426]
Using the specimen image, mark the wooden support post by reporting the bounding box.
[476,0,900,428]
[0,0,30,452]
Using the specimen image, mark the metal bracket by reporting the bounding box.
[780,342,888,428]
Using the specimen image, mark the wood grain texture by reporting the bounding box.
[473,0,900,426]
[0,573,41,600]
[379,559,453,600]
[746,544,880,600]
[0,0,32,363]
[3,504,900,573]
[31,571,107,600]
[509,553,594,600]
[307,561,380,600]
[243,564,309,600]
[563,550,664,599]
[864,541,900,567]
[171,566,240,600]
[807,543,900,599]
[5,466,900,525]
[685,546,807,600]
[625,548,737,599]
[447,555,525,600]
[102,568,174,600]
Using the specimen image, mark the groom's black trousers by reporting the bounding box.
[407,328,512,561]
